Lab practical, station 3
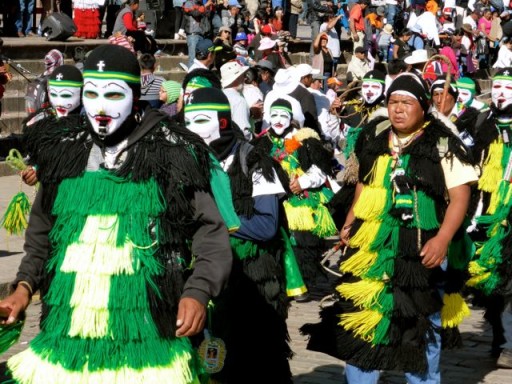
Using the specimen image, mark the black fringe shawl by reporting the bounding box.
[455,106,480,139]
[301,116,472,373]
[23,110,214,338]
[297,137,334,177]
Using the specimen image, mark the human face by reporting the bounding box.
[432,89,456,116]
[270,108,291,136]
[83,78,133,138]
[362,81,383,104]
[159,87,167,103]
[184,109,220,145]
[492,78,512,111]
[48,85,81,117]
[388,94,425,135]
[301,74,313,87]
[457,88,474,106]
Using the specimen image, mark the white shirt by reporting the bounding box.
[187,59,208,73]
[493,44,512,68]
[308,88,341,145]
[463,15,477,30]
[319,22,341,58]
[223,87,252,140]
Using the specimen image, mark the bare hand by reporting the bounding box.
[352,33,359,42]
[175,297,206,337]
[289,178,302,194]
[21,166,38,186]
[0,287,31,325]
[250,101,263,119]
[419,235,449,269]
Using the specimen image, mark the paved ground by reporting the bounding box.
[0,174,511,383]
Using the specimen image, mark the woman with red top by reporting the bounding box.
[271,6,284,32]
[112,0,158,54]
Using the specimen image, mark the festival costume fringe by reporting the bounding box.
[301,117,472,373]
[7,171,201,384]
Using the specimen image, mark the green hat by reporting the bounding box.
[456,77,476,93]
[161,80,181,104]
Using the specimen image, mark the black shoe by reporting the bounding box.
[294,293,310,303]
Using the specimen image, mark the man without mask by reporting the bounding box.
[48,65,83,118]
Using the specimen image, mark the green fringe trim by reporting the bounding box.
[229,237,259,260]
[0,320,24,355]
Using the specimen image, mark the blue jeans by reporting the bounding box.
[345,312,442,384]
[15,0,35,35]
[386,4,397,28]
[186,34,202,68]
[502,301,512,349]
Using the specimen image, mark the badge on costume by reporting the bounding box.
[198,329,226,373]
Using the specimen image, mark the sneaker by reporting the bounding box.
[497,348,512,369]
[178,62,188,71]
[178,29,187,39]
[17,31,25,38]
[26,31,38,37]
[174,33,180,40]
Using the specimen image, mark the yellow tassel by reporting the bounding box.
[441,293,471,328]
[468,260,488,275]
[339,309,382,342]
[466,272,491,287]
[340,248,377,276]
[479,141,504,194]
[349,220,381,248]
[283,202,315,231]
[366,155,392,187]
[337,280,385,308]
[353,186,388,220]
[1,192,31,236]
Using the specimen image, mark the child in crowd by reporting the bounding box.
[377,23,394,63]
[159,80,182,117]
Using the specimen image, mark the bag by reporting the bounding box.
[476,37,489,56]
[25,75,49,115]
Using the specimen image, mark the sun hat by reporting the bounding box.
[256,59,276,73]
[295,63,320,78]
[383,24,393,34]
[220,60,249,88]
[258,37,277,50]
[273,67,300,94]
[462,23,473,34]
[404,49,429,65]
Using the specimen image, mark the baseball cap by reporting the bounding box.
[312,73,327,80]
[327,77,343,86]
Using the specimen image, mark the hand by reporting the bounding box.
[352,33,359,42]
[419,234,450,269]
[21,166,38,186]
[289,178,302,194]
[250,101,263,119]
[175,297,206,337]
[340,223,352,245]
[0,287,31,325]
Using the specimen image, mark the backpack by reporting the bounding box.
[25,75,50,115]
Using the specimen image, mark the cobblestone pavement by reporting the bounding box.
[1,175,511,383]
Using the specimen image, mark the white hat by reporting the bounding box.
[220,60,249,88]
[404,49,429,65]
[258,37,277,51]
[273,67,300,94]
[295,63,320,78]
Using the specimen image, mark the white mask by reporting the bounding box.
[48,85,81,117]
[270,108,291,136]
[184,109,221,145]
[491,79,512,111]
[82,78,133,138]
[457,88,474,106]
[362,81,383,105]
